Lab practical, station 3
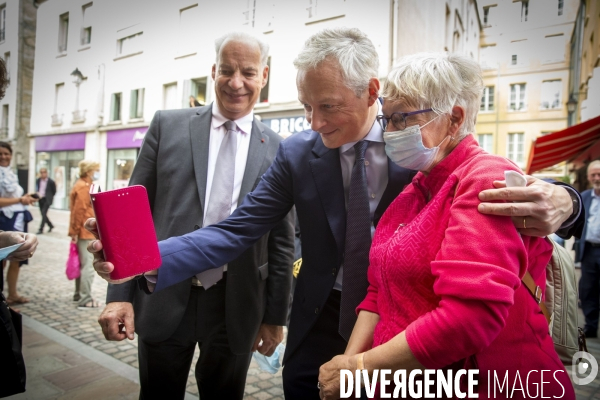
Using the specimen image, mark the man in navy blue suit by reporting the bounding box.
[89,28,584,399]
[577,160,600,339]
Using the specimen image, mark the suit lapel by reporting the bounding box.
[238,119,269,204]
[189,106,213,213]
[374,159,415,227]
[309,136,346,254]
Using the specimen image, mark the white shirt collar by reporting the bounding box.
[339,100,384,154]
[211,102,254,135]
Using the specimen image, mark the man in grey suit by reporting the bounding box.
[97,32,294,399]
[36,168,56,234]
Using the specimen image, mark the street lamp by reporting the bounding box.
[566,95,577,114]
[70,68,86,122]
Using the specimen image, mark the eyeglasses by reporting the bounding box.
[376,108,433,131]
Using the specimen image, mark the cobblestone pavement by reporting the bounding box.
[3,207,284,399]
[4,208,600,399]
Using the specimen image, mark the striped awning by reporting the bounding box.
[526,114,600,174]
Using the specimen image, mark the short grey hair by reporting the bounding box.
[382,52,483,139]
[293,27,379,97]
[215,32,270,67]
[588,160,600,173]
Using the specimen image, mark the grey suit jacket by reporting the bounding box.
[106,105,294,353]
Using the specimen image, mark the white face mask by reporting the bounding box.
[383,116,447,171]
[92,171,100,181]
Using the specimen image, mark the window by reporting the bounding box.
[3,52,9,84]
[477,134,493,153]
[558,0,563,16]
[510,39,527,66]
[305,0,345,22]
[521,1,529,22]
[259,57,270,103]
[117,32,143,57]
[243,0,256,27]
[540,80,562,109]
[1,105,8,139]
[511,55,517,65]
[129,88,144,119]
[52,83,64,125]
[163,83,178,110]
[482,4,496,26]
[510,83,526,111]
[191,78,207,106]
[81,3,92,45]
[110,93,122,121]
[58,13,69,53]
[0,4,6,42]
[507,133,525,166]
[480,86,495,111]
[179,5,199,55]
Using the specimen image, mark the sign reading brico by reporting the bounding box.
[261,116,311,134]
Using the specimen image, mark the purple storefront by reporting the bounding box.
[35,133,86,210]
[105,127,147,190]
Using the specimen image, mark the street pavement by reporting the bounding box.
[3,207,284,400]
[3,207,600,399]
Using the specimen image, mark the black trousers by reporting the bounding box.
[38,197,53,231]
[138,275,252,400]
[283,290,348,400]
[580,244,600,334]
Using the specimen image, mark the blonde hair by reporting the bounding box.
[79,160,100,178]
[382,52,483,139]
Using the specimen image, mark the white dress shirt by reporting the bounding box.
[203,102,253,227]
[334,101,389,290]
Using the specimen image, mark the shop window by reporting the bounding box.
[107,149,137,190]
[36,150,84,210]
[130,88,144,119]
[509,83,526,111]
[81,2,92,46]
[540,80,562,110]
[58,12,69,53]
[477,134,493,153]
[507,133,525,167]
[480,86,494,111]
[111,92,122,121]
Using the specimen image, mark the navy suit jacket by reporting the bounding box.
[157,129,415,362]
[577,189,593,262]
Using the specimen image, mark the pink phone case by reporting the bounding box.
[90,185,161,280]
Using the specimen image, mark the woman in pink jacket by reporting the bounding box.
[318,52,574,399]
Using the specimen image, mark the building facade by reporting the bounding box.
[476,0,579,177]
[30,0,480,209]
[0,0,42,190]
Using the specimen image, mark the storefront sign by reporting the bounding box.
[261,116,310,134]
[35,133,86,152]
[107,127,148,149]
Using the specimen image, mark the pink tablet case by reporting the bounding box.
[90,185,161,280]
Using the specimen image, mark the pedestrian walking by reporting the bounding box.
[36,168,56,234]
[69,160,101,309]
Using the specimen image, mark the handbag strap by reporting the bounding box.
[522,271,551,325]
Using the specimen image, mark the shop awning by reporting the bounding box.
[526,114,600,174]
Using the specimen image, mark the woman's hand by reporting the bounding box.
[71,235,78,243]
[319,354,357,400]
[0,232,38,261]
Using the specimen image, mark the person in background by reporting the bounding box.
[69,160,100,309]
[317,52,573,399]
[36,168,56,234]
[577,160,600,339]
[0,141,36,306]
[189,95,201,107]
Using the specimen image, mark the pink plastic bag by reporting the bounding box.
[66,242,80,280]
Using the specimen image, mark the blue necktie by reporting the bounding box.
[339,140,372,341]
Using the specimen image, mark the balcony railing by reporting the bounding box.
[51,114,63,126]
[72,110,86,123]
[0,127,8,140]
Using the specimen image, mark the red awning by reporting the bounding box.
[526,114,600,174]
